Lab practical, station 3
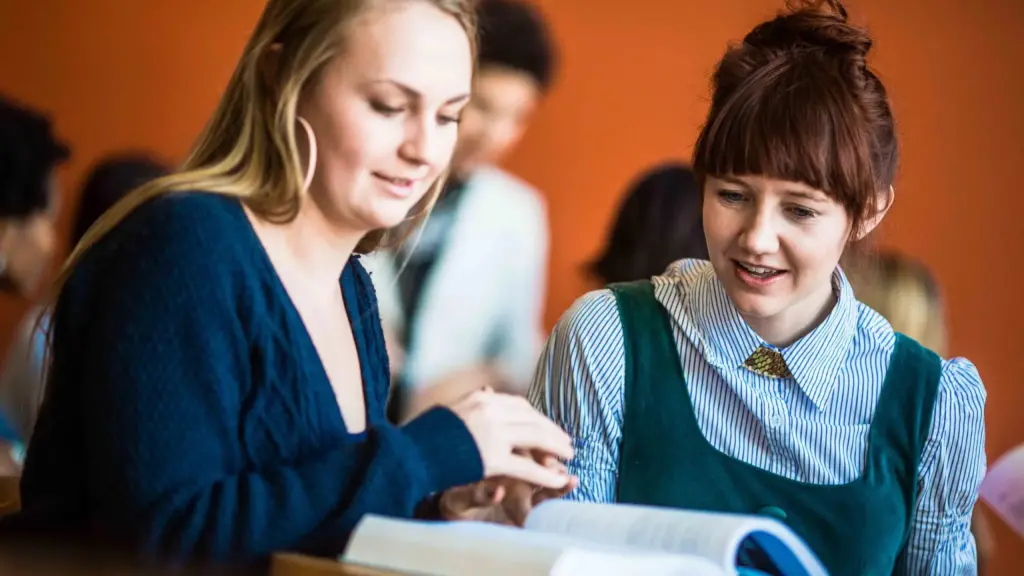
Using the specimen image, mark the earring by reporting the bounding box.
[296,115,318,193]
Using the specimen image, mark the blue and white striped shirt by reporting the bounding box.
[529,259,986,575]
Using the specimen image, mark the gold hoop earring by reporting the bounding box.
[296,115,317,193]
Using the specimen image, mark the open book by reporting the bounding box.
[341,500,829,576]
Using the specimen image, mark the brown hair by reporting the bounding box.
[692,0,896,237]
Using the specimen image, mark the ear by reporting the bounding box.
[854,184,894,241]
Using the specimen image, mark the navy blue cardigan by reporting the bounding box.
[4,193,483,562]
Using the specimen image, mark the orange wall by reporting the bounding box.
[1,0,1021,572]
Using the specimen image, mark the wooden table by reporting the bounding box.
[0,474,18,516]
[271,554,401,576]
[0,474,401,575]
[0,546,402,575]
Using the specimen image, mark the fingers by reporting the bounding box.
[502,480,536,527]
[466,392,572,450]
[500,474,577,526]
[533,475,578,506]
[537,453,568,473]
[473,479,505,507]
[501,454,571,490]
[440,479,507,521]
[506,422,574,461]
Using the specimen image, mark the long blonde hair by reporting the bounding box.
[42,0,477,340]
[846,251,947,354]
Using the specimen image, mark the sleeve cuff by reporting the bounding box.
[400,406,483,495]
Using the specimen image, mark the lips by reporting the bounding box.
[373,173,413,186]
[733,259,788,288]
[735,261,784,278]
[372,172,419,198]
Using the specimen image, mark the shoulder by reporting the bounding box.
[655,258,714,288]
[110,192,247,252]
[67,192,258,309]
[651,258,716,315]
[935,356,987,417]
[83,192,252,274]
[553,288,622,343]
[533,289,626,428]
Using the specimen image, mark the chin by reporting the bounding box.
[360,209,411,232]
[719,275,793,321]
[728,294,786,320]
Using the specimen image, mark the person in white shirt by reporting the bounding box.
[366,0,558,422]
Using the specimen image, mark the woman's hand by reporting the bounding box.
[440,460,578,526]
[448,389,574,490]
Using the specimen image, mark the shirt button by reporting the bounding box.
[758,506,788,521]
[770,415,782,427]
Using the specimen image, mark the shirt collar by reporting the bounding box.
[686,265,858,411]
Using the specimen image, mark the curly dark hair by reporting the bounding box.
[0,95,69,218]
[476,0,556,91]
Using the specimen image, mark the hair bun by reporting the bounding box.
[743,0,872,64]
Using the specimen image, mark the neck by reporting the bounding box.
[743,275,838,348]
[248,195,363,290]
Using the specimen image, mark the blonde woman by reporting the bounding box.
[0,0,573,563]
[847,251,996,575]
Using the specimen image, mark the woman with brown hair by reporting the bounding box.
[519,1,985,574]
[1,0,572,564]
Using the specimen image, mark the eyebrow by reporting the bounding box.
[368,79,470,105]
[784,190,827,203]
[717,175,754,190]
[717,175,826,202]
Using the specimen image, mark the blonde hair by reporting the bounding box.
[846,251,947,354]
[39,0,477,346]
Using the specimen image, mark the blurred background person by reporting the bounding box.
[367,0,558,421]
[0,153,170,447]
[0,94,69,469]
[586,162,707,289]
[846,249,997,576]
[0,95,66,300]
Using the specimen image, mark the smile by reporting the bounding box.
[373,173,415,187]
[372,172,418,198]
[733,260,788,286]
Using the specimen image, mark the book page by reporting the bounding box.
[980,443,1024,538]
[525,501,827,576]
[342,514,726,576]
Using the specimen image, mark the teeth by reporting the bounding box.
[740,263,778,276]
[381,175,411,186]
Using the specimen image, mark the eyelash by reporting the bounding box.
[717,190,746,205]
[371,101,461,126]
[716,190,818,220]
[371,101,404,116]
[788,206,818,220]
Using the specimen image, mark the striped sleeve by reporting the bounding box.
[895,357,987,576]
[527,290,626,503]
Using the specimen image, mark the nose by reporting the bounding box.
[398,115,439,169]
[738,206,780,256]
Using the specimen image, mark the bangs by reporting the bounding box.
[693,58,877,218]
